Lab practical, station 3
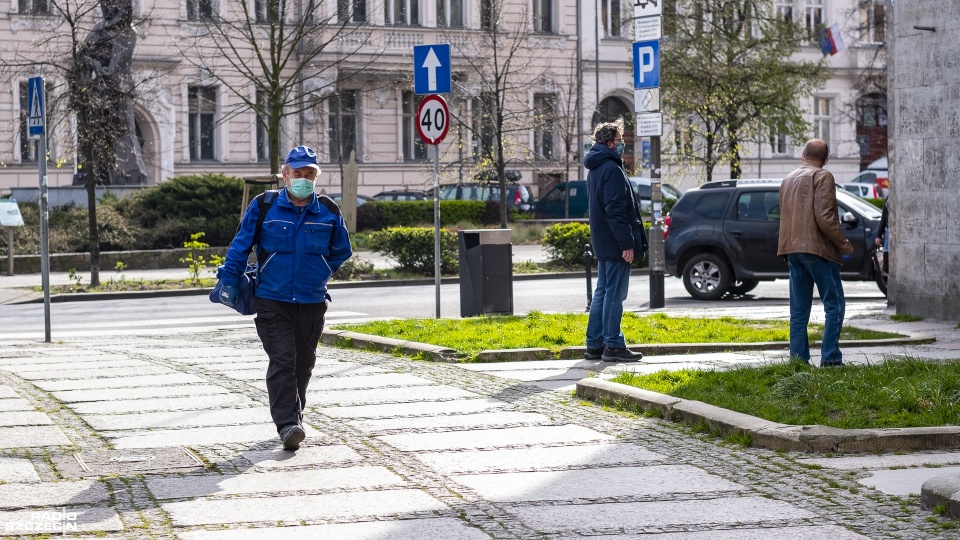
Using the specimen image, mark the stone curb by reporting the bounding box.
[319,329,461,363]
[921,473,960,519]
[575,378,960,454]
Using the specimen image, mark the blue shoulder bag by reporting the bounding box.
[210,190,277,315]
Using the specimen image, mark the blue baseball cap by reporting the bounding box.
[284,145,320,170]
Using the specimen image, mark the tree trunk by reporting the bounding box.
[85,152,101,288]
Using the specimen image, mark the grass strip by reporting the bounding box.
[611,356,960,429]
[332,312,900,362]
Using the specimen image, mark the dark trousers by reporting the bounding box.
[253,298,327,433]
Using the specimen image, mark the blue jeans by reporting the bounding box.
[787,253,845,365]
[586,258,631,350]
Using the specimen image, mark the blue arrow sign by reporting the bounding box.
[633,41,660,89]
[413,44,451,95]
[27,76,45,139]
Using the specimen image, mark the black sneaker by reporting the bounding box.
[821,361,845,368]
[279,424,305,451]
[584,347,604,360]
[601,347,643,362]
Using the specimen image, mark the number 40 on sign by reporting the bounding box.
[416,95,450,146]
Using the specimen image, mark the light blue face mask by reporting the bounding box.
[288,179,315,199]
[615,141,626,156]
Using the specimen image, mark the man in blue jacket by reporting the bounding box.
[220,145,352,450]
[584,120,646,362]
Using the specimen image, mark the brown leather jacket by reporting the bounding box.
[777,163,854,264]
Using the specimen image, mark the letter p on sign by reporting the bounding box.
[633,40,660,89]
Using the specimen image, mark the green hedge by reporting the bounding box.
[542,222,650,268]
[357,200,513,231]
[366,227,459,275]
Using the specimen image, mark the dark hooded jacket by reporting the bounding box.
[584,143,647,260]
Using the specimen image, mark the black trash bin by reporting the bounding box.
[458,229,513,317]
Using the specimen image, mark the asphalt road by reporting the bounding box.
[0,275,887,340]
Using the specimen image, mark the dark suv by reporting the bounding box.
[664,179,885,300]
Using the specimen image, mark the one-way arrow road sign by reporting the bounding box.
[634,0,662,17]
[414,44,451,95]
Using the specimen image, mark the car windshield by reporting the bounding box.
[836,190,883,219]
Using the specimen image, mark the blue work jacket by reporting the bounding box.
[222,188,352,304]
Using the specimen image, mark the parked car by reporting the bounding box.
[628,176,682,213]
[846,157,889,197]
[326,193,373,206]
[664,178,885,300]
[838,182,882,199]
[437,177,534,212]
[371,189,429,201]
[535,178,680,219]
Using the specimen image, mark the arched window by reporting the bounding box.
[592,97,635,173]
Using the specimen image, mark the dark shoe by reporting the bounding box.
[821,361,844,368]
[279,424,305,451]
[601,347,643,362]
[584,347,604,360]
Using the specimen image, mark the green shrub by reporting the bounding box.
[333,256,375,281]
[367,227,459,275]
[542,222,593,267]
[356,200,510,231]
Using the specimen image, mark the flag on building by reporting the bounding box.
[819,23,847,56]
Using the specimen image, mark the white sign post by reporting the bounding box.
[416,95,450,319]
[28,76,52,341]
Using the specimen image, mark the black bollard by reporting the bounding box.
[584,243,593,312]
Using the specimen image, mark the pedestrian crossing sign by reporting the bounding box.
[27,76,45,139]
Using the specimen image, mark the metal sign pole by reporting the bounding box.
[39,121,51,342]
[648,136,665,309]
[433,145,441,319]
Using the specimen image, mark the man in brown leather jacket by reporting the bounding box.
[777,139,854,367]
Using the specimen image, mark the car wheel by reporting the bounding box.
[682,253,731,300]
[728,279,759,295]
[875,267,888,297]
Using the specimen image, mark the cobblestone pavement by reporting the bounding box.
[1,323,958,539]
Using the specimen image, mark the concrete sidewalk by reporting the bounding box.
[0,303,959,538]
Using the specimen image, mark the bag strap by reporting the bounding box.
[317,194,341,216]
[253,190,278,270]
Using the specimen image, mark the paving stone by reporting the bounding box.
[377,425,613,452]
[0,398,33,411]
[322,398,506,419]
[299,373,437,391]
[206,370,264,381]
[0,426,70,448]
[348,411,552,432]
[0,411,53,427]
[160,489,446,526]
[83,407,271,431]
[136,347,235,360]
[529,380,578,391]
[147,466,405,499]
[35,373,207,392]
[797,451,960,470]
[0,457,41,482]
[53,384,231,404]
[455,465,742,502]
[458,360,590,371]
[177,517,491,540]
[0,479,109,509]
[161,354,265,365]
[588,526,872,539]
[0,386,18,398]
[859,466,960,497]
[0,353,129,366]
[70,394,254,415]
[1,359,153,373]
[0,507,123,534]
[16,366,174,380]
[508,496,815,533]
[481,368,595,382]
[107,423,314,449]
[305,385,479,406]
[241,445,363,469]
[414,443,666,474]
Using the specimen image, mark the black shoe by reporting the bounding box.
[821,361,845,368]
[601,347,643,362]
[279,424,305,451]
[584,347,604,360]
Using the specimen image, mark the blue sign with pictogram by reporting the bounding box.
[27,77,45,139]
[633,41,660,89]
[413,44,451,95]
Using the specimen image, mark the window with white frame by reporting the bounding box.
[338,0,366,23]
[533,0,554,33]
[18,0,51,15]
[329,90,359,163]
[812,97,832,150]
[436,0,463,28]
[769,133,789,156]
[188,86,217,161]
[255,0,283,23]
[860,0,884,43]
[805,0,823,40]
[533,94,556,160]
[385,0,418,25]
[601,0,622,38]
[774,0,793,23]
[186,0,212,21]
[402,91,427,161]
[472,94,495,157]
[255,91,270,162]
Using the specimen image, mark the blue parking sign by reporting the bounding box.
[633,41,660,89]
[413,44,451,95]
[27,77,45,139]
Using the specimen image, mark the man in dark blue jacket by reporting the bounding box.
[584,120,646,362]
[220,145,352,450]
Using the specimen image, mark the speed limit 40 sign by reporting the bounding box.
[416,95,449,145]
